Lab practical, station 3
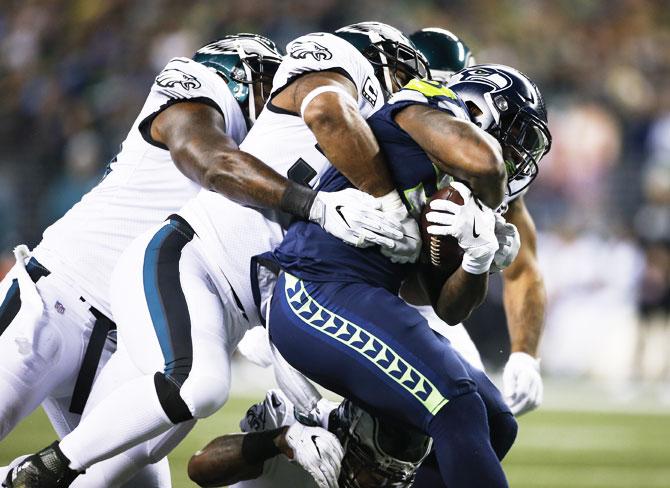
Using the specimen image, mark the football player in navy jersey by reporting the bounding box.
[266,65,551,487]
[412,27,546,419]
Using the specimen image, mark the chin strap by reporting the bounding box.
[236,44,256,125]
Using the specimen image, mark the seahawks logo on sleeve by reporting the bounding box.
[289,40,333,61]
[155,68,202,91]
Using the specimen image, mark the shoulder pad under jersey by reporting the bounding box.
[389,78,469,120]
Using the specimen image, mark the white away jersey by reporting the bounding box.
[179,32,384,325]
[232,389,318,488]
[33,57,247,318]
[253,32,385,189]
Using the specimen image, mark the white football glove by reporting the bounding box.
[310,188,403,249]
[285,422,344,488]
[425,182,498,274]
[490,214,521,273]
[377,190,422,264]
[314,397,339,429]
[502,352,543,416]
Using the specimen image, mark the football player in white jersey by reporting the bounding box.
[1,32,403,488]
[3,23,432,488]
[187,389,432,488]
[410,28,545,418]
[0,33,282,488]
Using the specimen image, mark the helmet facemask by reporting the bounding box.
[335,22,430,98]
[498,108,551,196]
[223,45,280,126]
[448,64,552,197]
[194,34,281,128]
[361,36,429,96]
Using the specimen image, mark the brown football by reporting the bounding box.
[419,185,464,279]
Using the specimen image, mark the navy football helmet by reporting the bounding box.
[335,22,429,97]
[329,400,432,488]
[447,64,552,196]
[193,33,282,126]
[410,28,475,82]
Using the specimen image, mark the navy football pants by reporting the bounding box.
[269,273,510,487]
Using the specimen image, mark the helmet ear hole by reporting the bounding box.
[465,100,483,117]
[465,100,484,127]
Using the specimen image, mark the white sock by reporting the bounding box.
[59,375,174,471]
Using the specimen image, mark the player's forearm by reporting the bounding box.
[502,197,545,356]
[304,94,395,197]
[396,106,506,208]
[188,428,290,487]
[156,102,316,218]
[503,267,545,356]
[173,140,318,219]
[435,267,488,325]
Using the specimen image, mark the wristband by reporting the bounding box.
[241,427,284,464]
[280,180,318,220]
[375,190,404,210]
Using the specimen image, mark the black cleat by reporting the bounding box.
[3,442,80,488]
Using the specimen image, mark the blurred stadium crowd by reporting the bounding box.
[0,0,668,385]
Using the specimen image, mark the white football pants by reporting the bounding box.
[58,217,250,477]
[0,250,170,487]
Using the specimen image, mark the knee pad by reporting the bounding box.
[153,372,193,424]
[489,412,518,460]
[180,375,229,419]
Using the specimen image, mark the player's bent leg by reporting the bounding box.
[488,412,518,460]
[57,217,239,477]
[270,273,474,431]
[89,418,197,488]
[72,439,177,488]
[461,357,518,460]
[428,392,508,487]
[56,344,172,488]
[0,259,88,442]
[269,273,508,487]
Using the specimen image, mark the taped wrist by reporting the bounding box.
[280,180,318,220]
[461,250,495,275]
[241,428,284,464]
[376,190,404,211]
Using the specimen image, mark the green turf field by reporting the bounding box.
[1,399,669,488]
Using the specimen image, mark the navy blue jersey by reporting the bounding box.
[274,79,470,292]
